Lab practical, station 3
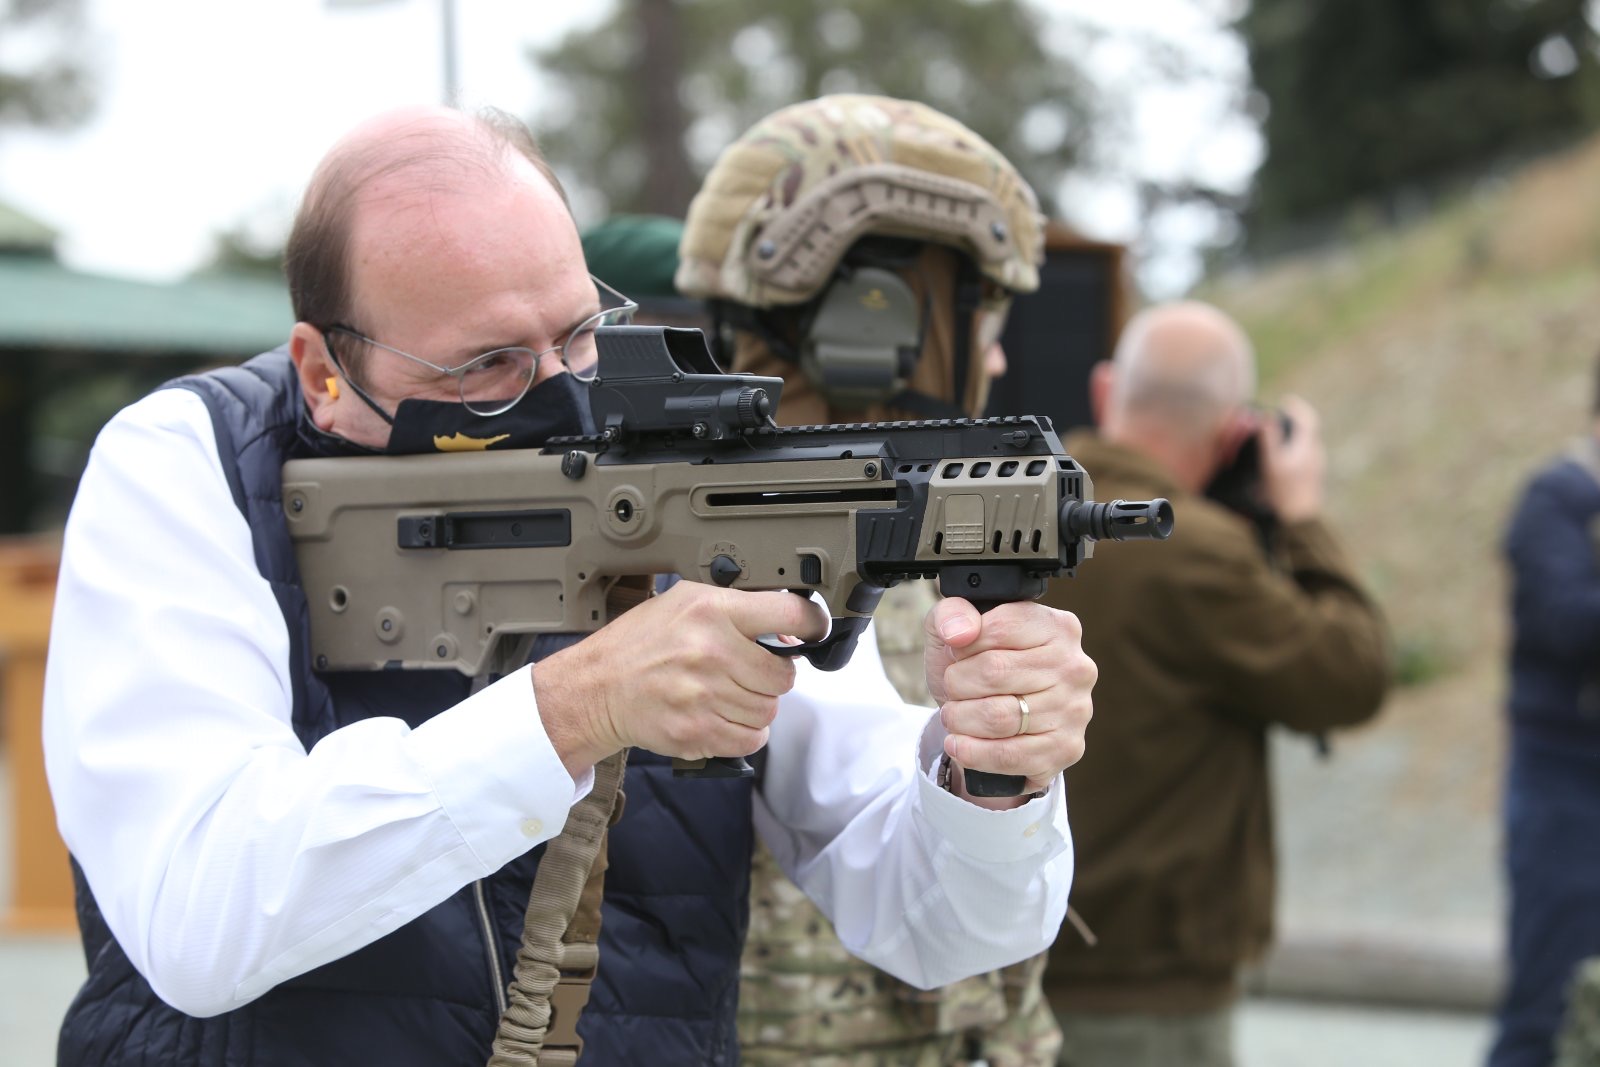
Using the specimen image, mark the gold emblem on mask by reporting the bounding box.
[859,288,890,311]
[432,432,512,452]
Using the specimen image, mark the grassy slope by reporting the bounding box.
[1195,137,1600,937]
[1215,137,1600,675]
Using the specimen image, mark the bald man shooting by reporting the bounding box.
[40,106,1097,1066]
[1037,302,1390,1067]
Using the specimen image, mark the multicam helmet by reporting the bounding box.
[676,95,1044,308]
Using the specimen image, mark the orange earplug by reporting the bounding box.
[326,376,341,400]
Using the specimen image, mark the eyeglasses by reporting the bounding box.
[323,275,638,416]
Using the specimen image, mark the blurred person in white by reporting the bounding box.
[40,104,1097,1066]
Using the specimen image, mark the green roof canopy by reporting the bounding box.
[0,256,293,356]
[0,201,59,253]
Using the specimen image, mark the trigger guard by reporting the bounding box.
[754,588,830,661]
[756,634,810,658]
[754,616,871,672]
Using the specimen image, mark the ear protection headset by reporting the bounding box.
[801,237,983,417]
[800,261,924,410]
[711,237,983,418]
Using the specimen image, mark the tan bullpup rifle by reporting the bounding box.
[283,325,1172,798]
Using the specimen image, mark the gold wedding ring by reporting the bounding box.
[1015,695,1031,737]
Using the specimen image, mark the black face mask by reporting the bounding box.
[379,372,596,455]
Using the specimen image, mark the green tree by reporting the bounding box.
[197,223,286,279]
[0,0,94,129]
[531,0,1098,219]
[1241,0,1600,238]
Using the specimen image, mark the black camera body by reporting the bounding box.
[1204,407,1292,552]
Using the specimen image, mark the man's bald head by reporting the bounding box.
[1102,301,1256,442]
[284,106,567,361]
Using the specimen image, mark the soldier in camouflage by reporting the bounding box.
[677,93,1062,1067]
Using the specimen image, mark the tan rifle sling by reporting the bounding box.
[487,578,652,1067]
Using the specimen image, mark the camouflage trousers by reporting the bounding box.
[975,990,1066,1067]
[1557,958,1600,1067]
[737,993,1060,1067]
[737,1034,962,1067]
[1053,1007,1235,1067]
[738,941,1062,1067]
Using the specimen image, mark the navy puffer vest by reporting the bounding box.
[59,349,755,1066]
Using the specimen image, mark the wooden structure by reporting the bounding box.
[0,538,72,931]
[984,222,1131,432]
[0,199,289,931]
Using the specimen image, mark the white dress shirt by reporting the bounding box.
[42,387,1072,1019]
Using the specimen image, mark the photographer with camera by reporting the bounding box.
[1036,300,1390,1067]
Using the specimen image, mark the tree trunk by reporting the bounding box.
[632,0,697,217]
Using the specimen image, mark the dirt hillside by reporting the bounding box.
[1199,136,1600,950]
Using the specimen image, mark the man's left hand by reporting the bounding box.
[923,598,1096,809]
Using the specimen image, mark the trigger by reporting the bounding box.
[753,617,870,672]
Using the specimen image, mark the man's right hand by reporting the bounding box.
[1260,394,1326,524]
[531,581,830,778]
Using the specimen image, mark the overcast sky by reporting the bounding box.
[0,0,1256,295]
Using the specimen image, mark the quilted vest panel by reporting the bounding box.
[59,350,753,1066]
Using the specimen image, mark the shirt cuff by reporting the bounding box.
[912,713,1069,866]
[408,665,587,873]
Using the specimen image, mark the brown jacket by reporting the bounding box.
[1040,433,1389,1013]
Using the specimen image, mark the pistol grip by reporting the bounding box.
[963,768,1028,797]
[941,587,1032,799]
[672,756,755,779]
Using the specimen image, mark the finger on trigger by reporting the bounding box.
[726,588,829,643]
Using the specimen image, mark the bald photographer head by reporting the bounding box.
[1092,300,1325,525]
